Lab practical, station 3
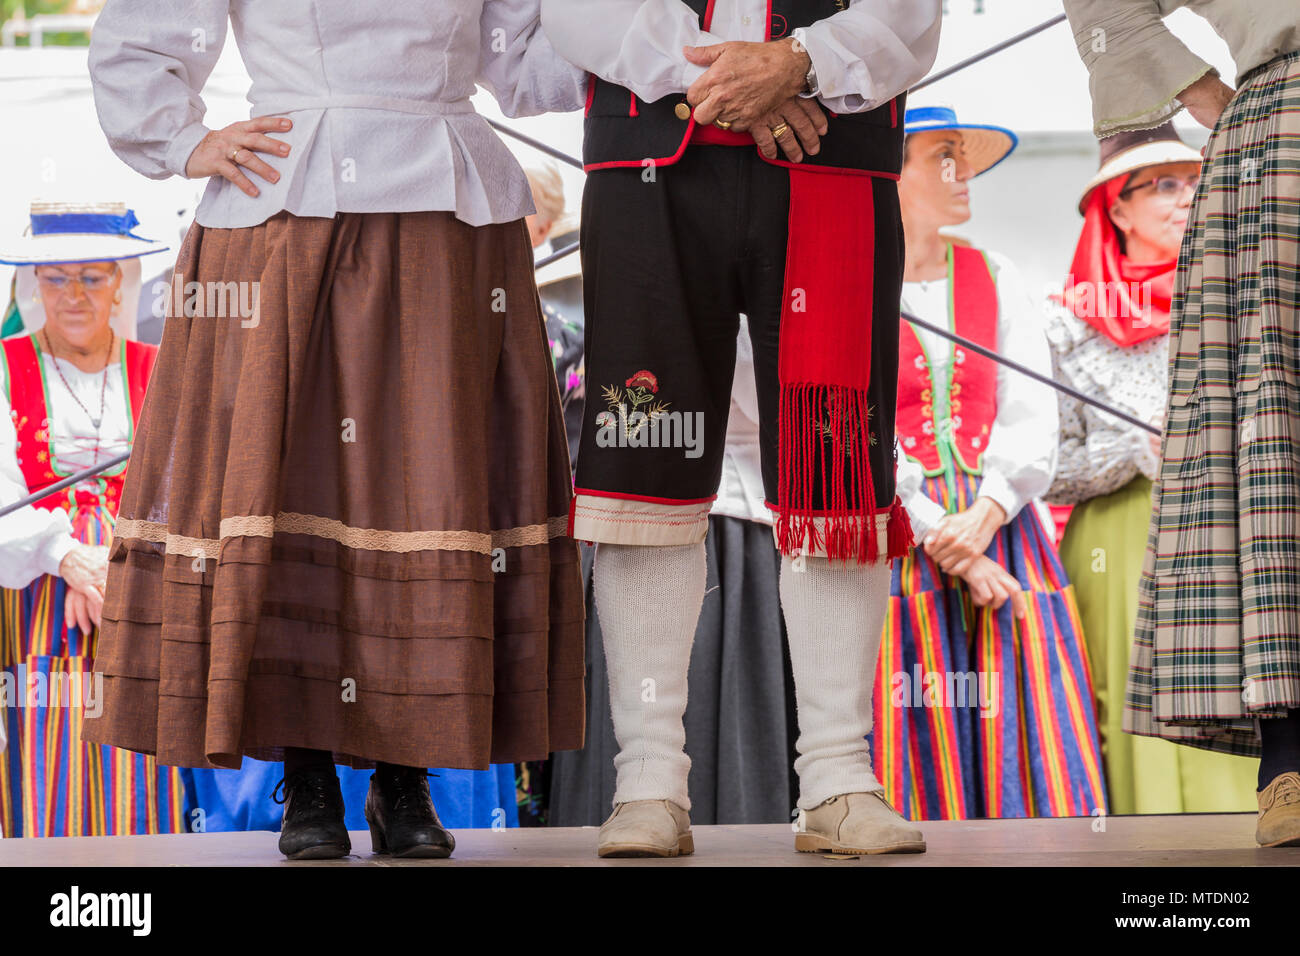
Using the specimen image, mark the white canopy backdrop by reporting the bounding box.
[0,3,1236,313]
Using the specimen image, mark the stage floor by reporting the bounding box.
[3,813,1298,866]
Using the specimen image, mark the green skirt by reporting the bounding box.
[1060,476,1258,814]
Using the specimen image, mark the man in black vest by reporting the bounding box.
[542,0,942,857]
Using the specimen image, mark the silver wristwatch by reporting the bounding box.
[791,28,818,97]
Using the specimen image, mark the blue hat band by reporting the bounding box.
[30,210,147,241]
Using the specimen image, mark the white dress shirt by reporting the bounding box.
[0,352,129,589]
[88,0,587,230]
[712,317,770,525]
[541,0,942,115]
[895,250,1059,542]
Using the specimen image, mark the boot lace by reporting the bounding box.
[272,770,335,812]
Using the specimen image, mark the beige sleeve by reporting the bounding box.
[1062,0,1217,137]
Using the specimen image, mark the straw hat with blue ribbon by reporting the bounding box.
[0,201,168,267]
[1,202,169,340]
[904,105,1019,177]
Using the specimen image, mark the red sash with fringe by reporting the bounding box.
[774,169,913,563]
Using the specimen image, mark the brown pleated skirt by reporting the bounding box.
[83,210,585,770]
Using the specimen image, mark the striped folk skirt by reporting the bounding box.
[83,211,585,772]
[1127,50,1300,756]
[873,470,1107,820]
[1,506,185,837]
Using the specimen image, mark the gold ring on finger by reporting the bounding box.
[714,119,732,130]
[770,123,790,139]
[230,148,242,164]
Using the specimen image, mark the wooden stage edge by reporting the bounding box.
[3,813,1299,866]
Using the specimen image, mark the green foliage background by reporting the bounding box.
[1,1,95,46]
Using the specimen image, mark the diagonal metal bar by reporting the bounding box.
[0,450,130,519]
[902,309,1159,435]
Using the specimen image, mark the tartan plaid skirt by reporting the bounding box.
[1126,50,1300,757]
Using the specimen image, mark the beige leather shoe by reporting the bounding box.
[1256,771,1300,847]
[795,791,926,855]
[598,799,694,858]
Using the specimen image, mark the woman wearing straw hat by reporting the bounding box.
[0,201,185,837]
[86,0,587,861]
[1064,0,1300,847]
[1044,122,1260,815]
[882,106,1108,820]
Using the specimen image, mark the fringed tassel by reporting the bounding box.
[886,496,915,561]
[775,382,887,564]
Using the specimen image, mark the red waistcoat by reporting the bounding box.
[895,245,1000,476]
[3,333,155,516]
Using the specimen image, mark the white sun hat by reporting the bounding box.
[0,201,168,267]
[3,202,167,341]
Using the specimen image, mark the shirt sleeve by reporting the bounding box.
[88,0,231,180]
[894,437,948,543]
[792,0,943,114]
[0,395,77,590]
[1062,0,1218,137]
[540,0,723,102]
[479,0,589,117]
[975,253,1059,524]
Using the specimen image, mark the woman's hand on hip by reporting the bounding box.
[185,117,294,198]
[1177,72,1235,131]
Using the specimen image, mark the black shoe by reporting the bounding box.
[273,769,351,860]
[364,767,455,858]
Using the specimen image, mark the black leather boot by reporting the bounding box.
[273,768,351,860]
[364,765,455,858]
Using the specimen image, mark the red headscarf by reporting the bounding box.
[1063,176,1176,348]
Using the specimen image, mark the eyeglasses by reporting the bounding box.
[1119,175,1200,199]
[34,267,120,293]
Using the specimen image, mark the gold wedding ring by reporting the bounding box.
[230,148,242,163]
[770,123,790,139]
[715,119,732,130]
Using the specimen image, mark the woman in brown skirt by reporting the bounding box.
[84,0,587,859]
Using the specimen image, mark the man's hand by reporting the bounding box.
[957,555,1028,620]
[185,117,294,198]
[1177,72,1235,131]
[923,496,1006,575]
[684,39,811,131]
[752,97,827,162]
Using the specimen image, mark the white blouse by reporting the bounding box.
[895,250,1060,542]
[1043,302,1165,506]
[88,0,587,230]
[541,0,942,115]
[0,353,130,590]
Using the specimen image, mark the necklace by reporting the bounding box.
[41,328,113,433]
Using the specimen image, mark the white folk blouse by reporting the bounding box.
[1043,302,1166,506]
[541,0,942,115]
[0,353,131,589]
[88,0,588,229]
[1063,0,1300,137]
[895,250,1060,543]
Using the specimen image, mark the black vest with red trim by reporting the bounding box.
[3,334,155,515]
[895,245,999,476]
[582,0,905,174]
